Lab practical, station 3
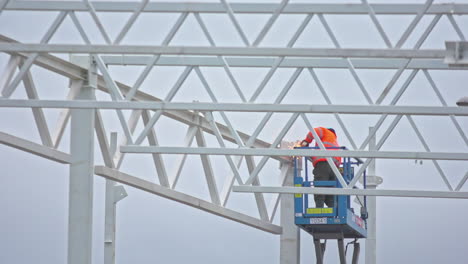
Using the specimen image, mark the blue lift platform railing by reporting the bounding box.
[293,146,368,264]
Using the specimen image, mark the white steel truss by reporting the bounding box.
[1,1,467,264]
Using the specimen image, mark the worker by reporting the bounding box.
[300,127,342,208]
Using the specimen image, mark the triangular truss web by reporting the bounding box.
[377,14,415,48]
[170,14,212,46]
[236,14,272,44]
[294,14,335,48]
[418,15,464,49]
[354,69,398,103]
[0,0,467,238]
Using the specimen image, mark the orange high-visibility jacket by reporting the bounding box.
[303,127,342,167]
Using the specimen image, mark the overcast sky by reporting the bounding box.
[1,0,468,263]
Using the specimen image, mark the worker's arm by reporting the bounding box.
[301,128,324,146]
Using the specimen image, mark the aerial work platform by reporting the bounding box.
[293,147,368,263]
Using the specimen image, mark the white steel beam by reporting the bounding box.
[244,113,299,186]
[109,133,117,161]
[350,115,404,188]
[2,11,68,98]
[120,146,468,161]
[249,14,311,102]
[1,100,467,116]
[423,70,468,146]
[220,155,244,207]
[362,0,392,48]
[134,66,193,145]
[308,69,357,150]
[246,156,269,222]
[112,0,149,44]
[91,56,457,70]
[233,186,468,199]
[1,56,56,148]
[69,11,91,44]
[94,166,282,234]
[353,14,445,183]
[246,68,303,146]
[268,163,290,223]
[141,110,169,188]
[169,125,197,189]
[252,0,289,46]
[456,171,468,191]
[114,109,142,169]
[20,59,53,147]
[220,0,250,46]
[5,2,468,15]
[194,67,244,145]
[194,16,246,102]
[365,127,380,264]
[95,110,116,169]
[97,104,130,264]
[93,56,123,100]
[317,14,373,104]
[204,111,243,185]
[374,14,441,106]
[104,182,127,264]
[195,127,221,205]
[0,36,444,164]
[0,35,84,80]
[395,0,433,49]
[125,12,188,101]
[83,0,112,44]
[360,69,419,151]
[93,55,133,144]
[406,115,453,190]
[448,14,466,41]
[52,80,83,148]
[279,161,300,264]
[0,131,71,163]
[68,62,95,264]
[94,109,123,264]
[0,44,447,58]
[0,55,19,93]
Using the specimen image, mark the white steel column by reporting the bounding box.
[365,127,383,264]
[280,160,300,264]
[104,182,127,264]
[68,58,96,264]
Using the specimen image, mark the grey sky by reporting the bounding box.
[1,0,468,263]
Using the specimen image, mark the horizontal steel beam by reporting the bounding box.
[94,166,282,234]
[0,44,446,59]
[1,100,467,116]
[0,35,85,80]
[0,35,276,156]
[74,55,457,70]
[5,2,468,15]
[232,186,468,199]
[120,146,468,161]
[0,131,71,164]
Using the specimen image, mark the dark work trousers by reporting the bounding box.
[313,161,336,208]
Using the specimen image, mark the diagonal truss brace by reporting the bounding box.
[95,166,282,234]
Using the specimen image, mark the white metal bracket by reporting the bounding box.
[109,132,118,158]
[359,175,383,187]
[113,185,128,203]
[445,41,468,67]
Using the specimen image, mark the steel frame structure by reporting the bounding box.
[1,1,467,264]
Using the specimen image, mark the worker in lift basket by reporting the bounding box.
[300,127,342,208]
